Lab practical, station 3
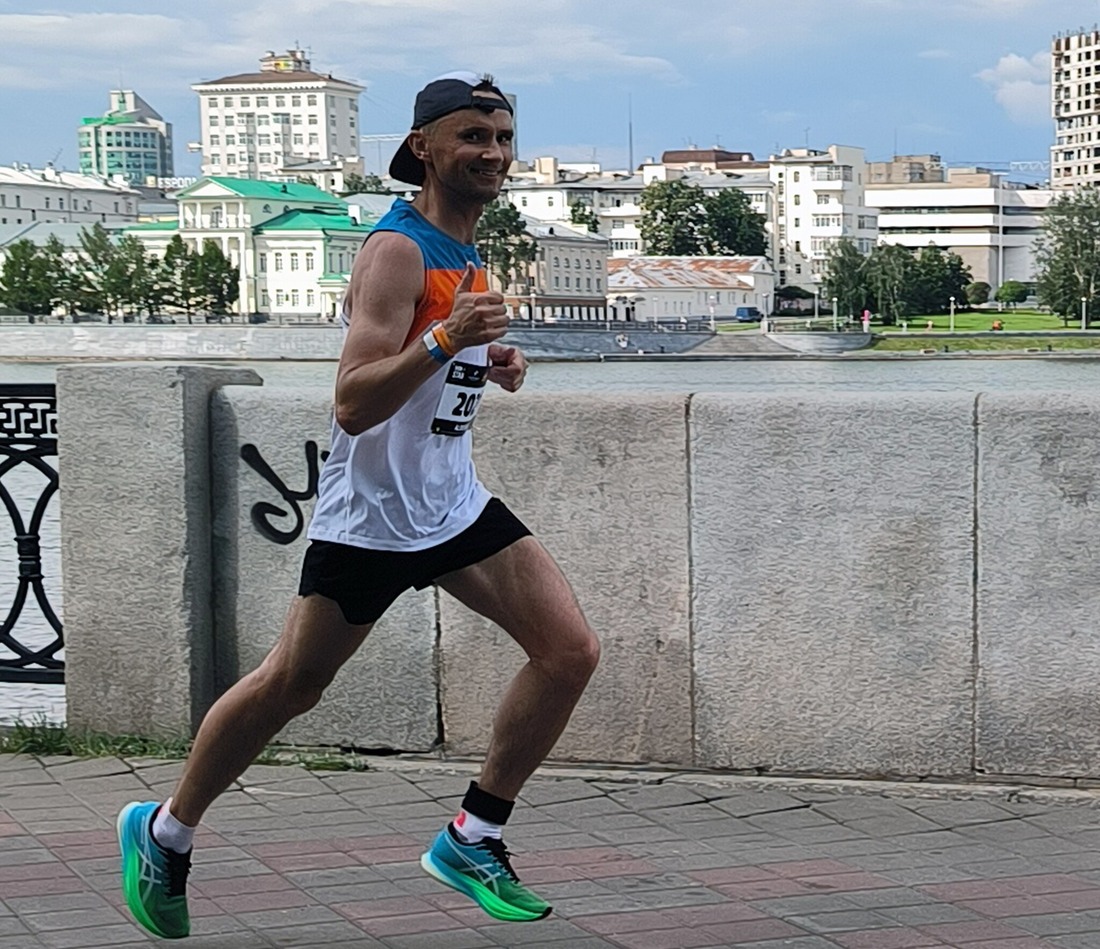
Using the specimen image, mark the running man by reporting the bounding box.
[117,71,600,939]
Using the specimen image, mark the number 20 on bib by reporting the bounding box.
[431,361,488,436]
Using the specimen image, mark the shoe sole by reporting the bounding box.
[117,803,188,940]
[420,852,551,922]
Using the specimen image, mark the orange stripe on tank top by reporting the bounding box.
[403,267,489,349]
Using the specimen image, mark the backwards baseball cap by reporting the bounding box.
[388,70,513,186]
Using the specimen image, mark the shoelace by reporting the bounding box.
[476,837,520,883]
[163,849,192,898]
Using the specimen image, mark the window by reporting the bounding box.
[274,253,283,271]
[574,258,580,268]
[290,252,300,271]
[596,260,602,270]
[225,134,236,145]
[292,115,302,125]
[293,134,304,145]
[596,278,601,290]
[553,256,559,266]
[256,96,269,106]
[209,97,219,108]
[306,289,315,307]
[258,134,270,145]
[586,277,592,290]
[240,96,251,107]
[793,171,800,182]
[224,115,235,126]
[330,113,336,125]
[309,133,319,144]
[554,275,560,288]
[276,290,285,305]
[585,259,592,269]
[548,196,555,206]
[275,95,285,107]
[564,258,570,268]
[307,94,317,106]
[305,252,315,271]
[257,115,270,126]
[44,198,50,209]
[793,194,801,205]
[817,194,830,205]
[308,115,318,125]
[210,135,220,146]
[291,289,300,306]
[259,253,267,272]
[521,197,527,206]
[224,97,234,107]
[261,290,269,306]
[291,95,301,107]
[209,116,219,127]
[794,218,800,227]
[338,252,345,271]
[259,153,271,164]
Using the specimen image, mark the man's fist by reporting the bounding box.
[444,262,509,350]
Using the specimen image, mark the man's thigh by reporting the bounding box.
[435,537,592,655]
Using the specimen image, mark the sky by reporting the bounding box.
[2,0,1099,184]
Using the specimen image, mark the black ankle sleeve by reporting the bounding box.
[461,781,514,825]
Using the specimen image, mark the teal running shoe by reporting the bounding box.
[116,802,191,939]
[420,824,551,922]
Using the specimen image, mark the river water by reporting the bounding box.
[3,354,1099,724]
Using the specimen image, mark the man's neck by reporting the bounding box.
[411,187,485,245]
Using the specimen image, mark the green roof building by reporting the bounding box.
[78,90,173,187]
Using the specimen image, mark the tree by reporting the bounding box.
[638,179,708,255]
[0,240,51,318]
[342,172,390,195]
[569,200,601,234]
[965,281,991,306]
[995,280,1028,308]
[910,245,971,314]
[700,188,767,256]
[79,223,129,321]
[196,240,239,316]
[161,235,205,323]
[1035,187,1100,325]
[40,235,84,318]
[821,238,872,319]
[114,234,159,318]
[475,200,536,292]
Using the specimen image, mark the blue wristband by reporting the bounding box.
[422,329,449,364]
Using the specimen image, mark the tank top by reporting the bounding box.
[308,199,492,552]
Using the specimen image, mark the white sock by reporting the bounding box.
[151,798,196,854]
[453,808,502,843]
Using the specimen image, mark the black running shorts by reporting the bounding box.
[297,498,532,625]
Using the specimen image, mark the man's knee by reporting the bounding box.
[254,659,334,718]
[549,625,600,688]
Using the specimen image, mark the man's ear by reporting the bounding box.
[408,130,431,162]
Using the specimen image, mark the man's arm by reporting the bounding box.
[334,234,509,435]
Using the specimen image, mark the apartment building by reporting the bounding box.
[192,48,364,183]
[1051,27,1100,187]
[78,90,173,186]
[868,168,1052,290]
[770,145,878,291]
[126,177,374,317]
[0,164,140,226]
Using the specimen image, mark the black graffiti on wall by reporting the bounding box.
[240,442,330,544]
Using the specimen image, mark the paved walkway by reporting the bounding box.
[4,754,1100,948]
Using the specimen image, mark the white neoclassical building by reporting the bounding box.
[127,177,374,318]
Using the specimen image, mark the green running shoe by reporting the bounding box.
[117,802,191,939]
[421,824,551,922]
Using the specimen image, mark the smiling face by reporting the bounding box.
[412,100,514,204]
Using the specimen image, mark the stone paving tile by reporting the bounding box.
[830,928,945,948]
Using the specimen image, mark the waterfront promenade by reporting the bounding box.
[4,754,1100,948]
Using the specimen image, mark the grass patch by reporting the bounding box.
[870,336,1100,352]
[886,310,1076,333]
[0,717,375,771]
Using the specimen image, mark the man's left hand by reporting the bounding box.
[487,344,527,392]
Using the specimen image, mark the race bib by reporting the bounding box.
[431,360,488,436]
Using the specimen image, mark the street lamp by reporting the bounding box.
[707,294,717,332]
[529,285,537,326]
[949,296,956,334]
[832,296,839,332]
[1082,296,1089,331]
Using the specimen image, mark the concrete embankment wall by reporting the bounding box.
[54,364,1100,782]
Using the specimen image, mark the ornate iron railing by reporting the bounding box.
[0,384,63,683]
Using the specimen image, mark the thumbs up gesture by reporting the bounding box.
[443,262,510,350]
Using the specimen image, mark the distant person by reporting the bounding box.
[991,319,1004,331]
[925,319,934,331]
[861,309,871,333]
[116,71,600,940]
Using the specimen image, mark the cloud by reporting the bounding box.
[977,50,1050,125]
[918,48,952,59]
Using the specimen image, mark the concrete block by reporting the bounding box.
[691,392,976,776]
[210,386,438,750]
[976,391,1100,777]
[439,390,693,766]
[57,363,261,737]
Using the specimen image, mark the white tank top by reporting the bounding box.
[307,199,492,552]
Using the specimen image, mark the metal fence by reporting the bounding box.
[0,384,63,684]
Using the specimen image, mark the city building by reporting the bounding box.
[78,90,173,186]
[868,168,1052,290]
[607,256,775,325]
[868,154,945,184]
[512,219,610,321]
[126,176,375,318]
[769,145,878,292]
[1051,27,1100,187]
[0,164,141,226]
[191,47,364,183]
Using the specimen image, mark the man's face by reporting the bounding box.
[415,100,514,203]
